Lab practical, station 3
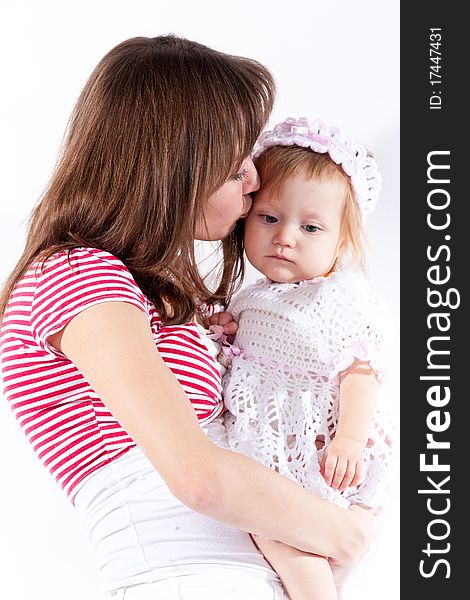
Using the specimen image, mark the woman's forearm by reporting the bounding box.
[175,443,371,562]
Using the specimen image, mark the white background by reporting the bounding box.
[0,1,399,599]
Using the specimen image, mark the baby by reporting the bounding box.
[211,118,394,599]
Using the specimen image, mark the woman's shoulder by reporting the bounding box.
[22,246,156,347]
[38,246,129,274]
[29,246,150,313]
[31,246,142,291]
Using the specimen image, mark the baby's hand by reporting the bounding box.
[208,311,238,344]
[320,436,364,492]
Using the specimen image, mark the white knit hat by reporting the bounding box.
[253,117,382,220]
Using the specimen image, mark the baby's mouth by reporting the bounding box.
[267,254,293,263]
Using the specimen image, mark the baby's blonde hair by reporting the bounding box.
[254,145,366,269]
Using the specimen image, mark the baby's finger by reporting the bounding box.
[216,311,235,326]
[319,451,326,475]
[331,457,347,489]
[223,321,238,336]
[208,312,221,326]
[338,462,357,492]
[350,461,364,488]
[322,455,338,487]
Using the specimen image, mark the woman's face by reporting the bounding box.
[196,157,260,241]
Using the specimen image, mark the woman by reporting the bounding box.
[0,35,372,599]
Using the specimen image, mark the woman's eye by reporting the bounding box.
[233,169,248,182]
[304,224,319,233]
[261,215,277,223]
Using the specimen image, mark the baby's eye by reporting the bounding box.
[303,224,319,233]
[261,214,278,223]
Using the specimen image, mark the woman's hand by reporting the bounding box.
[329,505,374,595]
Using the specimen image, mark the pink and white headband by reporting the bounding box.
[253,117,382,220]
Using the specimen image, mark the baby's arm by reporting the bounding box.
[252,535,338,600]
[253,362,378,600]
[322,361,378,492]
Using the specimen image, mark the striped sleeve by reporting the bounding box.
[30,248,149,356]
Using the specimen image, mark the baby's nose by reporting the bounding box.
[272,225,296,247]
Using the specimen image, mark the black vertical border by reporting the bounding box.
[401,4,465,596]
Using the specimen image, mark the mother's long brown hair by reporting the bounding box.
[0,35,275,324]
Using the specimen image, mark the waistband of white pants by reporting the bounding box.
[106,563,287,599]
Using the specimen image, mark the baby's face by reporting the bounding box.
[244,173,345,283]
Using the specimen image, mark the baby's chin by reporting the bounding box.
[256,264,319,284]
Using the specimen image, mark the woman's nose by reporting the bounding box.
[242,157,260,194]
[239,194,253,219]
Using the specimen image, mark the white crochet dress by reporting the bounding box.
[223,270,393,508]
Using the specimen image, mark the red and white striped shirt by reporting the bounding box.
[1,247,223,502]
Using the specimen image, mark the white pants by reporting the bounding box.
[107,566,287,599]
[75,418,286,597]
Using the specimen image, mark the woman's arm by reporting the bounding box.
[50,302,371,562]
